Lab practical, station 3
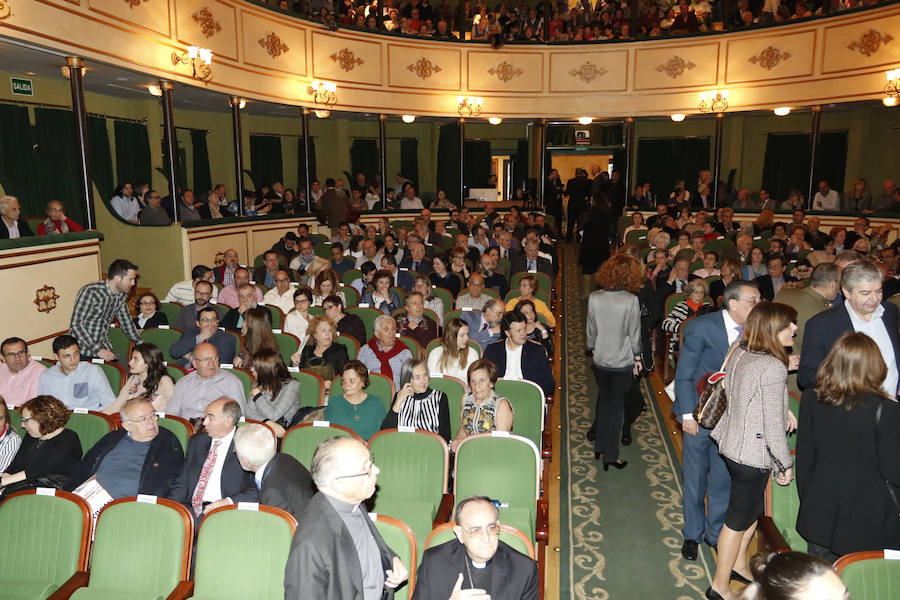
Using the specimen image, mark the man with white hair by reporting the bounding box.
[284,437,408,599]
[0,196,35,239]
[234,424,315,521]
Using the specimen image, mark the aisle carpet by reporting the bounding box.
[558,244,715,600]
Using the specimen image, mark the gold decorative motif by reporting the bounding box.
[124,0,150,8]
[0,0,12,20]
[487,61,523,83]
[192,7,221,39]
[258,32,290,59]
[748,46,792,70]
[847,29,894,57]
[34,285,59,313]
[655,56,696,79]
[569,61,607,83]
[407,57,442,79]
[330,48,363,72]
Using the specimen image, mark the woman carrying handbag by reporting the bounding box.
[706,302,798,600]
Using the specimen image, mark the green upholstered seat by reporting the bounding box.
[191,505,296,600]
[281,422,359,469]
[273,331,301,365]
[66,411,115,455]
[158,302,183,325]
[346,307,382,341]
[334,334,360,360]
[165,364,188,382]
[425,523,535,559]
[220,366,253,398]
[288,368,325,408]
[838,552,900,600]
[770,474,806,552]
[330,373,395,412]
[426,375,466,438]
[92,361,126,393]
[68,498,191,600]
[0,490,90,600]
[139,328,184,365]
[370,515,418,600]
[494,379,546,453]
[157,413,192,452]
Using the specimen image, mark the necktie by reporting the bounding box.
[192,440,221,516]
[413,261,418,271]
[482,322,488,332]
[528,260,536,271]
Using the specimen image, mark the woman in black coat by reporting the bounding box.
[578,196,613,278]
[796,332,900,563]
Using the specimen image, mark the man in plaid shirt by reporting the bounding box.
[69,258,142,362]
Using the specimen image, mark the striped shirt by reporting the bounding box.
[395,388,448,437]
[0,427,22,473]
[455,293,489,311]
[69,280,142,356]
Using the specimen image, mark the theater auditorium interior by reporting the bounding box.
[1,0,900,598]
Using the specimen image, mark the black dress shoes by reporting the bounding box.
[586,428,596,442]
[705,587,726,600]
[681,539,699,561]
[603,460,628,471]
[730,570,752,585]
[621,430,632,446]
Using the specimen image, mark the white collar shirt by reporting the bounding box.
[202,427,237,503]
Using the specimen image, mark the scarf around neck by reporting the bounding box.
[367,338,405,381]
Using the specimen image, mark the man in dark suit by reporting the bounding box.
[462,299,504,351]
[284,437,408,600]
[183,398,257,518]
[0,195,35,238]
[399,242,433,275]
[381,254,415,293]
[564,168,591,241]
[544,169,564,235]
[234,424,314,521]
[799,261,900,394]
[511,239,553,280]
[251,250,291,289]
[170,306,236,366]
[754,254,798,301]
[483,311,555,396]
[412,496,538,600]
[174,281,225,335]
[656,254,699,307]
[65,398,185,501]
[673,281,761,561]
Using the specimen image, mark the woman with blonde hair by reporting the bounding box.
[707,302,798,600]
[426,318,478,381]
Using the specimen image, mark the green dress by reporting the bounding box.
[324,393,387,440]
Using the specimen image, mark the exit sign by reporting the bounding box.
[11,78,33,96]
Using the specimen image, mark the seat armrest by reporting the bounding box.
[165,580,195,600]
[433,493,454,527]
[756,516,792,554]
[535,500,549,541]
[541,430,552,460]
[47,571,90,600]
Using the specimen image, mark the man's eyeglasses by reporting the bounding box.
[462,523,501,538]
[334,458,375,480]
[738,296,761,305]
[125,413,158,425]
[194,355,220,363]
[198,317,218,323]
[295,298,311,304]
[275,278,291,284]
[3,350,27,358]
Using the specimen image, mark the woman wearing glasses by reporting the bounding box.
[103,343,174,415]
[284,287,314,349]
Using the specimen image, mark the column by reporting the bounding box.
[301,108,312,213]
[624,117,636,212]
[379,114,388,205]
[538,119,548,207]
[712,112,725,208]
[807,106,822,210]
[159,81,179,220]
[458,117,466,206]
[229,96,245,217]
[66,57,94,229]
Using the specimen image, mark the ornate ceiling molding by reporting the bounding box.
[0,0,12,20]
[259,32,289,59]
[34,285,59,313]
[847,29,894,57]
[407,57,442,79]
[748,46,792,70]
[193,7,221,39]
[569,61,607,83]
[331,48,363,72]
[124,0,150,8]
[487,61,523,83]
[655,56,696,79]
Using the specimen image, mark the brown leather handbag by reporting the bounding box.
[693,344,739,429]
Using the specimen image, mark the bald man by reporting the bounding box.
[166,343,246,421]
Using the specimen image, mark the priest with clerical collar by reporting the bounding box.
[412,495,539,600]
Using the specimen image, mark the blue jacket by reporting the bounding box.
[462,310,499,350]
[673,310,730,420]
[483,339,556,396]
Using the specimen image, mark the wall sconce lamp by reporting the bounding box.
[147,85,162,97]
[488,117,502,125]
[308,81,337,110]
[699,90,728,114]
[884,70,900,106]
[457,96,483,118]
[401,115,416,123]
[229,97,247,109]
[670,114,685,122]
[172,46,213,83]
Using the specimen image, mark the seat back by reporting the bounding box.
[67,410,117,455]
[342,268,362,286]
[346,307,382,340]
[390,287,407,305]
[288,368,325,408]
[453,433,540,540]
[370,514,417,600]
[193,504,297,600]
[158,302,183,324]
[494,379,546,451]
[430,287,453,316]
[334,334,360,360]
[157,413,193,451]
[424,521,535,559]
[91,359,127,393]
[765,472,806,551]
[6,406,22,435]
[369,429,448,506]
[397,335,424,360]
[330,372,395,412]
[340,283,360,307]
[273,331,302,365]
[0,490,91,590]
[107,326,131,360]
[665,293,688,315]
[221,365,254,399]
[166,363,188,383]
[510,271,552,295]
[87,497,192,597]
[505,288,550,305]
[260,304,284,329]
[140,327,185,365]
[427,375,466,438]
[835,551,900,600]
[281,422,361,468]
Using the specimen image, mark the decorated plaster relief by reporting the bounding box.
[569,61,607,83]
[407,57,442,79]
[331,48,364,72]
[847,29,894,56]
[193,6,221,39]
[259,32,289,59]
[748,46,792,70]
[655,56,696,79]
[487,61,523,82]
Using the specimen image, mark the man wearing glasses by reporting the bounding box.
[170,307,236,367]
[262,269,296,314]
[412,495,538,600]
[673,281,761,562]
[0,337,46,407]
[285,437,408,600]
[65,398,184,501]
[167,342,245,421]
[37,200,83,235]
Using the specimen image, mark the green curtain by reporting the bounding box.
[513,139,529,192]
[761,131,848,203]
[88,116,114,201]
[400,138,419,191]
[812,131,848,196]
[249,135,283,191]
[547,124,575,146]
[297,137,318,191]
[114,121,152,188]
[191,129,212,196]
[34,108,83,221]
[436,123,460,202]
[636,137,710,199]
[158,137,187,193]
[0,104,38,210]
[464,140,492,189]
[350,138,379,184]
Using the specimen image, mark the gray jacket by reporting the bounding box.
[585,289,641,371]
